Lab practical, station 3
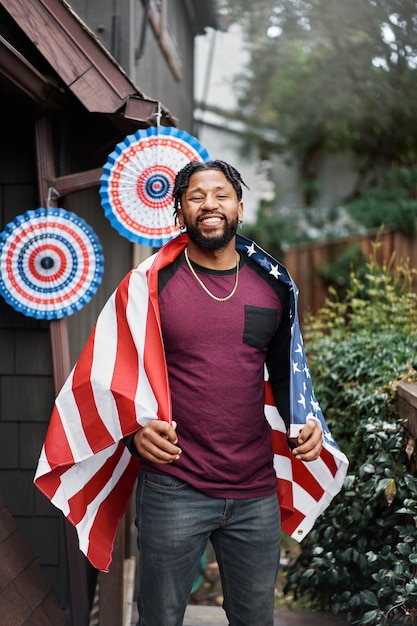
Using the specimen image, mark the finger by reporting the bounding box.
[134,422,182,462]
[293,436,323,461]
[140,442,181,464]
[297,419,319,443]
[139,439,181,464]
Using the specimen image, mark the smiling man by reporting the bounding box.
[125,160,324,625]
[36,160,347,626]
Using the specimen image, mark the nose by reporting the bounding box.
[201,193,219,210]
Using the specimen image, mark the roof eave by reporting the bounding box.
[0,0,175,127]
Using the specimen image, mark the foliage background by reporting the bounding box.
[283,254,417,624]
[221,0,417,255]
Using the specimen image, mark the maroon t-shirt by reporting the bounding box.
[140,253,290,499]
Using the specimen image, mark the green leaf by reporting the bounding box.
[359,590,379,607]
[359,609,381,624]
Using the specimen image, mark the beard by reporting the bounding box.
[184,214,239,250]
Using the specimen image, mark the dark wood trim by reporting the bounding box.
[1,0,175,125]
[0,35,64,109]
[51,168,102,197]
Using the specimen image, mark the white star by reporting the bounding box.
[295,343,303,355]
[246,243,256,257]
[303,381,307,393]
[297,393,306,410]
[269,264,281,279]
[325,431,335,444]
[293,361,301,374]
[310,398,320,413]
[303,364,310,378]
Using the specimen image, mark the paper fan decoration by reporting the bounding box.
[0,208,104,320]
[99,126,211,247]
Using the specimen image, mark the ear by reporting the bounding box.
[238,201,244,223]
[176,207,184,229]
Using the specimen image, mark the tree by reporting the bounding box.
[220,0,417,203]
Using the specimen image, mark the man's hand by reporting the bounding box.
[290,419,323,461]
[133,420,182,464]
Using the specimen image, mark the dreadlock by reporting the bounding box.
[172,160,249,218]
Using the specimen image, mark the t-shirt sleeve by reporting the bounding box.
[265,287,291,430]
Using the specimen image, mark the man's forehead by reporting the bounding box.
[187,169,230,190]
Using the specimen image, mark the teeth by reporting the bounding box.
[202,216,221,223]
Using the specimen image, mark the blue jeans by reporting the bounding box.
[135,470,281,626]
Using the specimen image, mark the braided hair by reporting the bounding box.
[172,160,248,217]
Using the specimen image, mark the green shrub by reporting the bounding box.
[284,249,417,624]
[346,167,417,234]
[319,243,367,301]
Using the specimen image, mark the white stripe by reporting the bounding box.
[34,446,51,480]
[297,455,336,490]
[55,369,93,462]
[76,448,132,555]
[291,478,318,515]
[265,404,286,432]
[126,262,160,425]
[50,443,120,517]
[273,453,293,482]
[90,291,124,440]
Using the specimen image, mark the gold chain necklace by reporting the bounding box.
[184,248,240,302]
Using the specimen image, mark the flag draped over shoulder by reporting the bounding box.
[34,234,348,572]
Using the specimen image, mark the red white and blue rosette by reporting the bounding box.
[99,126,210,247]
[0,208,104,320]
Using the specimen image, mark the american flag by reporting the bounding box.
[34,234,348,571]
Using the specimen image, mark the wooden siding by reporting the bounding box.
[0,101,71,609]
[283,228,417,317]
[0,498,69,625]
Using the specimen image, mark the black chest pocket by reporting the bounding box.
[243,305,278,349]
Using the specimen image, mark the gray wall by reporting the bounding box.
[70,0,198,132]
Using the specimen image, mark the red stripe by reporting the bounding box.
[141,239,188,424]
[271,428,290,456]
[72,328,114,452]
[43,405,74,470]
[67,443,136,526]
[277,477,294,523]
[110,276,141,433]
[319,444,338,476]
[271,428,324,502]
[281,507,306,537]
[85,454,140,572]
[34,406,74,499]
[34,464,67,500]
[291,456,324,501]
[264,381,275,406]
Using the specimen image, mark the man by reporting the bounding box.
[35,160,348,626]
[123,160,323,625]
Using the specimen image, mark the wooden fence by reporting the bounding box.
[398,382,417,439]
[283,228,417,316]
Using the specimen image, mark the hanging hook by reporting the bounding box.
[46,186,60,208]
[155,101,162,128]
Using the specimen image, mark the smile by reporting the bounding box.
[199,215,224,225]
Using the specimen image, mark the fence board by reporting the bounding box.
[283,228,417,316]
